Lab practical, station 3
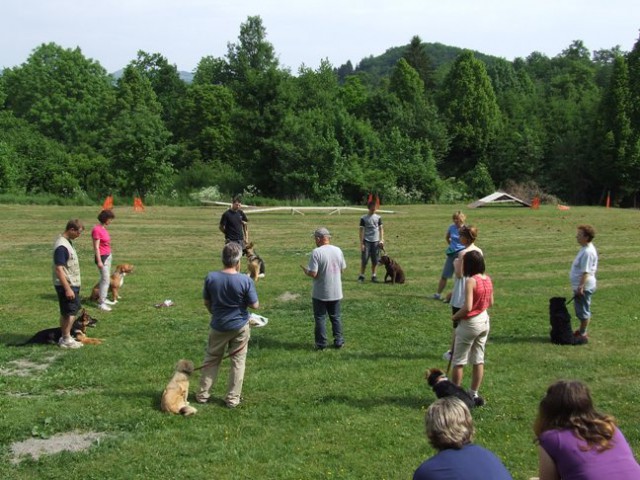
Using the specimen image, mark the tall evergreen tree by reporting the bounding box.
[402,36,436,91]
[438,50,501,177]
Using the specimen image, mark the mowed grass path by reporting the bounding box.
[0,203,639,479]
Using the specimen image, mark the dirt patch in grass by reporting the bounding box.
[277,291,300,302]
[0,352,60,377]
[10,431,108,465]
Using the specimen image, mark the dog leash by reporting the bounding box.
[193,343,247,372]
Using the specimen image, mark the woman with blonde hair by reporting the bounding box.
[534,380,640,480]
[431,211,466,300]
[413,397,512,480]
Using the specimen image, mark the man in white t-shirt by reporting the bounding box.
[570,225,598,338]
[301,227,346,350]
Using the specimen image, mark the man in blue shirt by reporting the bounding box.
[196,242,259,408]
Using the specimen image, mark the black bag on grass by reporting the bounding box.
[549,297,587,345]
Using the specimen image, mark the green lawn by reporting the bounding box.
[0,203,639,479]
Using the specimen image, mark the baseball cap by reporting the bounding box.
[313,227,332,238]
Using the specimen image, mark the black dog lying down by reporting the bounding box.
[426,368,476,409]
[10,309,98,346]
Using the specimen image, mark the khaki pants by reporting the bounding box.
[197,324,250,407]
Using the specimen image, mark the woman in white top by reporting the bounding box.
[443,226,483,360]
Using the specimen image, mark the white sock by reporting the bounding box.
[470,389,479,397]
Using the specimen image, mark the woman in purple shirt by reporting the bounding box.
[534,380,640,480]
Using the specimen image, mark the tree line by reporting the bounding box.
[1,16,639,206]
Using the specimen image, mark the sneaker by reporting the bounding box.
[104,299,117,306]
[195,395,209,404]
[98,303,112,312]
[258,273,265,278]
[371,276,379,283]
[58,336,83,349]
[573,329,588,338]
[472,395,486,407]
[334,342,344,349]
[431,293,442,300]
[357,275,365,283]
[442,350,452,361]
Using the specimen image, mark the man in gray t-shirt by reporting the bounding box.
[301,227,347,349]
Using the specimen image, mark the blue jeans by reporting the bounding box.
[574,289,594,321]
[313,298,343,348]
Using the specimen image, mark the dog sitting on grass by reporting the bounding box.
[425,368,475,410]
[242,242,265,281]
[378,254,405,284]
[161,359,198,416]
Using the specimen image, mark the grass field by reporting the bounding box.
[1,203,639,479]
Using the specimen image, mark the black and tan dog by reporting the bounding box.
[242,242,265,282]
[89,263,135,303]
[379,254,405,284]
[426,368,476,409]
[161,359,198,416]
[11,309,102,346]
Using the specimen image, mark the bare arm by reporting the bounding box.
[359,227,364,251]
[454,250,465,278]
[301,265,318,278]
[93,237,103,268]
[537,445,560,480]
[379,225,384,246]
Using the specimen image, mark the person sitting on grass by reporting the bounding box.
[413,397,513,480]
[533,380,640,480]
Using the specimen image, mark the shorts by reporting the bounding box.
[452,311,490,366]
[55,285,81,316]
[574,289,594,321]
[441,253,460,279]
[361,241,380,266]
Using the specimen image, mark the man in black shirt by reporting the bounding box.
[219,197,248,247]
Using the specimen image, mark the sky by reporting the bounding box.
[2,0,639,74]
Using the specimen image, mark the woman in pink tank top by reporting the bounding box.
[450,250,494,407]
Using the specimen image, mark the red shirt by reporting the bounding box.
[466,274,493,318]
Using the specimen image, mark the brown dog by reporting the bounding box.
[242,243,265,282]
[379,255,405,284]
[89,263,134,303]
[12,309,102,346]
[161,359,197,416]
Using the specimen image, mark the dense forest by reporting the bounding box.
[1,16,639,206]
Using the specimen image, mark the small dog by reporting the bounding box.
[11,309,102,346]
[161,359,197,416]
[243,243,265,282]
[89,263,135,303]
[549,297,588,345]
[425,368,475,410]
[379,254,405,284]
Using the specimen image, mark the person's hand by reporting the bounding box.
[300,265,308,275]
[65,288,76,300]
[575,286,585,297]
[379,240,384,248]
[360,243,365,252]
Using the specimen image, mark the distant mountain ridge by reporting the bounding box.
[104,42,501,85]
